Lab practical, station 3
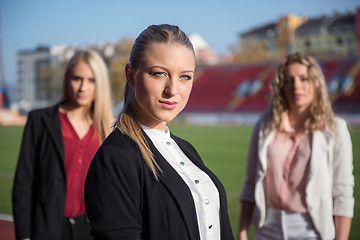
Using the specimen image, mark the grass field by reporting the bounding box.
[0,124,359,238]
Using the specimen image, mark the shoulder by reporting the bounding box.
[87,128,146,185]
[332,116,351,141]
[333,116,348,129]
[27,105,59,120]
[23,105,59,132]
[93,128,144,168]
[102,128,139,150]
[324,116,349,137]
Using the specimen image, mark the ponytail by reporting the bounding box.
[115,82,162,180]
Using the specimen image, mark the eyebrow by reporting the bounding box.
[285,73,309,77]
[146,65,194,74]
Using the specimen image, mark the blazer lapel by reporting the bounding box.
[42,106,65,175]
[258,128,276,173]
[170,135,222,195]
[309,130,329,180]
[171,135,234,239]
[142,132,201,240]
[170,135,204,169]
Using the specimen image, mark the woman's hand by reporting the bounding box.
[238,229,248,240]
[334,216,352,240]
[238,201,254,240]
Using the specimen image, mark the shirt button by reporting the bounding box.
[194,180,199,184]
[78,158,83,163]
[180,161,185,166]
[69,218,76,225]
[166,141,171,146]
[75,172,79,177]
[205,199,210,204]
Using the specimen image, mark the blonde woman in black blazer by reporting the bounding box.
[12,50,113,240]
[85,24,234,240]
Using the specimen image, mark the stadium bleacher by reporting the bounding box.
[184,57,360,114]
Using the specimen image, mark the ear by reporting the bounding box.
[125,63,135,87]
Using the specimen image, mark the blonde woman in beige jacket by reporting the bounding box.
[238,53,354,240]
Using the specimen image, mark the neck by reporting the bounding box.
[136,118,168,132]
[287,108,311,132]
[60,102,92,121]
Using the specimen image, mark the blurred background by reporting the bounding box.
[0,0,359,123]
[0,0,359,239]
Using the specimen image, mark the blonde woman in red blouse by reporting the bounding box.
[12,49,113,240]
[238,53,354,240]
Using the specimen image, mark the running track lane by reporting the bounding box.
[0,214,15,240]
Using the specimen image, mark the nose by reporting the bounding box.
[164,78,178,96]
[78,78,89,92]
[293,77,302,89]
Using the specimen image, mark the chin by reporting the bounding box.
[77,102,93,108]
[157,114,177,123]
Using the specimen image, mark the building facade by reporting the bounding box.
[295,13,357,58]
[16,46,61,113]
[237,14,304,63]
[236,9,359,63]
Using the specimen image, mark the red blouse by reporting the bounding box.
[59,111,101,217]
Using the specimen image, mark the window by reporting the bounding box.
[336,37,343,46]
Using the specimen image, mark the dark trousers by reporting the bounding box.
[61,215,93,240]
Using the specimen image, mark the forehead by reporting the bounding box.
[142,43,195,68]
[285,62,308,75]
[71,61,91,72]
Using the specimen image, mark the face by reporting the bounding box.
[67,61,96,108]
[128,43,195,131]
[282,62,315,114]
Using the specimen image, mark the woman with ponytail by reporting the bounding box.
[85,24,234,240]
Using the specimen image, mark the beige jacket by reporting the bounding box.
[240,116,354,240]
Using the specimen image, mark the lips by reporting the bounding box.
[293,93,304,99]
[294,93,303,99]
[159,100,177,110]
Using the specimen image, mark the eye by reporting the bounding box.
[180,75,192,80]
[71,76,83,81]
[89,78,96,83]
[151,72,166,77]
[301,77,310,81]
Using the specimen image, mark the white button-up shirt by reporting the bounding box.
[142,125,221,240]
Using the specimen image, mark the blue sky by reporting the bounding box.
[1,0,359,87]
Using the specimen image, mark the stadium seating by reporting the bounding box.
[184,57,360,114]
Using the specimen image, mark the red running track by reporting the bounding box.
[0,219,15,240]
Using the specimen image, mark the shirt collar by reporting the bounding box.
[140,124,171,140]
[282,113,295,133]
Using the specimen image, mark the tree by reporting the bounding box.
[109,38,134,104]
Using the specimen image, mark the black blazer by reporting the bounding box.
[85,128,234,240]
[12,105,67,240]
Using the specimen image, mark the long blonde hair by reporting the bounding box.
[62,49,113,140]
[265,52,335,132]
[115,24,195,180]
